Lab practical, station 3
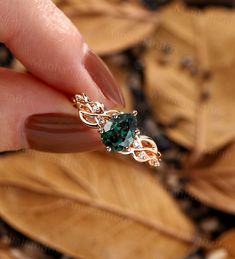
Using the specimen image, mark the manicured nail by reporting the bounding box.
[83,49,125,106]
[25,113,102,153]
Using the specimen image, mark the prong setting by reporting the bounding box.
[133,110,138,116]
[98,128,104,134]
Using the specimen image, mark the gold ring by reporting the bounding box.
[72,93,161,167]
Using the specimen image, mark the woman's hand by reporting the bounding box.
[0,0,124,153]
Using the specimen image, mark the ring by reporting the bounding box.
[72,93,161,167]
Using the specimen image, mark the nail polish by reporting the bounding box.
[83,49,125,106]
[25,113,102,153]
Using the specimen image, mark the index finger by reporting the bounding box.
[0,0,124,107]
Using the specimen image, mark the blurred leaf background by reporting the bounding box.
[1,0,235,258]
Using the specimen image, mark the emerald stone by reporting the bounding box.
[101,113,137,152]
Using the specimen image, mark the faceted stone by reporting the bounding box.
[92,103,100,112]
[101,113,137,152]
[133,140,141,148]
[97,117,105,125]
[138,151,147,160]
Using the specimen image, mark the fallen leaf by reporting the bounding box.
[0,248,13,259]
[216,229,235,258]
[206,249,228,259]
[0,151,195,259]
[143,3,235,154]
[54,0,158,55]
[185,141,235,215]
[206,229,235,259]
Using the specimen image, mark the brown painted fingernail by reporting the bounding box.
[83,49,125,106]
[25,113,102,153]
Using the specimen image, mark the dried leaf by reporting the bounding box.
[144,3,235,154]
[207,229,235,259]
[55,0,158,55]
[216,229,235,259]
[0,248,13,259]
[185,141,235,214]
[0,151,195,259]
[206,249,229,259]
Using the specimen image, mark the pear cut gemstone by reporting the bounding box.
[101,113,137,152]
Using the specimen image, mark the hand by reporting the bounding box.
[0,0,124,153]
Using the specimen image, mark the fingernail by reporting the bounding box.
[25,113,102,153]
[83,49,125,106]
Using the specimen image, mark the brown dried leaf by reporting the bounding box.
[0,151,195,259]
[185,141,235,214]
[55,0,158,55]
[207,229,235,259]
[0,248,13,259]
[216,229,235,259]
[206,249,229,259]
[144,3,235,154]
[144,50,196,149]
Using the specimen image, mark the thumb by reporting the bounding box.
[0,0,125,152]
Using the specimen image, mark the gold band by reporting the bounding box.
[72,93,161,167]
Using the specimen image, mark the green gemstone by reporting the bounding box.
[101,113,137,152]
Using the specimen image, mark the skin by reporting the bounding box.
[0,0,124,152]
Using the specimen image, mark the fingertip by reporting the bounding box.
[82,47,125,107]
[0,0,125,108]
